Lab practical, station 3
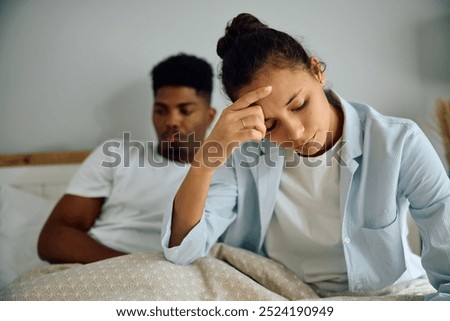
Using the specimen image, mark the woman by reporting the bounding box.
[161,13,450,300]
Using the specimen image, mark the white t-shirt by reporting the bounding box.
[264,140,348,292]
[66,139,189,253]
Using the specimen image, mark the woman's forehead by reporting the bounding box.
[246,68,310,90]
[238,68,312,106]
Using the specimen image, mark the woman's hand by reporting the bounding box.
[193,85,272,169]
[169,85,272,248]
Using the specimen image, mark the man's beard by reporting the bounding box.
[157,132,201,163]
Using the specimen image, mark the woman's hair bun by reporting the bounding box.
[217,13,268,59]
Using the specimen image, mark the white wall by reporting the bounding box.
[1,0,449,161]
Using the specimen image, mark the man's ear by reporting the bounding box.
[208,107,217,125]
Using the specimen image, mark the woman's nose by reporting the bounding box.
[284,118,304,141]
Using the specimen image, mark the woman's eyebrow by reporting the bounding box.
[285,88,303,106]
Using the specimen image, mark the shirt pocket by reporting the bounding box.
[353,213,406,289]
[362,206,398,230]
[360,211,402,248]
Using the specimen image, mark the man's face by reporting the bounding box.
[152,86,215,162]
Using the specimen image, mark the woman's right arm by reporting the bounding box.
[168,160,216,247]
[168,86,272,248]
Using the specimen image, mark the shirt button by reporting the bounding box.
[344,237,351,244]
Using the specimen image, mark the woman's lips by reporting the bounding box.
[294,132,317,150]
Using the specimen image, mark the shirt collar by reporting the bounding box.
[333,92,363,161]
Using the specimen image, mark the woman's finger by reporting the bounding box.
[230,86,272,111]
[240,113,266,133]
[233,105,265,123]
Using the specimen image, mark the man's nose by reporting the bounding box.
[165,111,182,128]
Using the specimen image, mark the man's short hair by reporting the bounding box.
[151,53,213,103]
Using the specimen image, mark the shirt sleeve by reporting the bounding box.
[399,123,450,301]
[161,159,239,265]
[65,139,121,198]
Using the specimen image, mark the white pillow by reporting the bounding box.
[0,185,56,289]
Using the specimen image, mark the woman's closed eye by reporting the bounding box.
[265,119,277,132]
[292,101,307,112]
[265,101,307,132]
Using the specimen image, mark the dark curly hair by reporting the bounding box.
[217,13,316,101]
[151,53,213,103]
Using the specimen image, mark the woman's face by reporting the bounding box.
[237,63,342,156]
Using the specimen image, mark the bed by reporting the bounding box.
[0,150,90,289]
[0,141,440,301]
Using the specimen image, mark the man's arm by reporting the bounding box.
[38,194,126,264]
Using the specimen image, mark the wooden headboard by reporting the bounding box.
[0,150,91,200]
[0,150,91,167]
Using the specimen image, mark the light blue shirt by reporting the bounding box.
[162,95,450,300]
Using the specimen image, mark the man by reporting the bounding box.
[38,54,216,263]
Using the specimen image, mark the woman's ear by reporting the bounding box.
[310,57,326,85]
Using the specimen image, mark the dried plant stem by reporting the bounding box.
[436,99,450,166]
